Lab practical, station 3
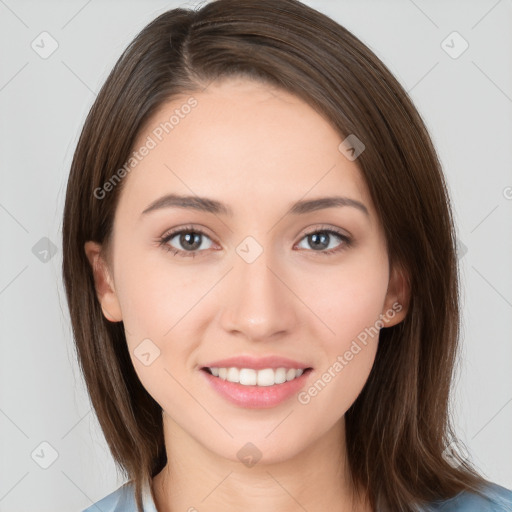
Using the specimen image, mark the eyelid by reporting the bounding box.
[159,223,214,241]
[298,223,352,240]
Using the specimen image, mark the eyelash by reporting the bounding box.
[157,224,352,258]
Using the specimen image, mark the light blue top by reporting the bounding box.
[82,480,512,511]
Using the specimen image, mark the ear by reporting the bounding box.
[381,263,409,327]
[84,241,123,322]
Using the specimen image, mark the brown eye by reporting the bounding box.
[159,227,214,257]
[296,229,352,255]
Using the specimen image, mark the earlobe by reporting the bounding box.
[84,241,123,322]
[382,264,410,327]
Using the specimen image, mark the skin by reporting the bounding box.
[85,77,409,512]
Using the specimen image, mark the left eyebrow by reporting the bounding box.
[140,193,369,218]
[288,196,369,216]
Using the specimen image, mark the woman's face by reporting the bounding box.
[86,76,407,464]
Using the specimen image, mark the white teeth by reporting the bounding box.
[257,368,275,387]
[274,368,287,384]
[208,367,306,386]
[239,368,257,385]
[226,367,239,383]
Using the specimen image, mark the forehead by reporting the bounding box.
[120,77,373,219]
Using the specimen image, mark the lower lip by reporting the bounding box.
[200,368,313,409]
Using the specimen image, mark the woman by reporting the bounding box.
[62,0,512,511]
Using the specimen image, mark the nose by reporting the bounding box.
[218,246,299,343]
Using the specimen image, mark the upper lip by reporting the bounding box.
[201,355,312,370]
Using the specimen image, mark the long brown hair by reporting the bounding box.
[62,1,489,510]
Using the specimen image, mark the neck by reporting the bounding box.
[151,412,372,512]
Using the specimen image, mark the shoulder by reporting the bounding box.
[423,482,512,511]
[81,480,157,512]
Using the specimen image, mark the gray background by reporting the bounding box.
[1,0,511,510]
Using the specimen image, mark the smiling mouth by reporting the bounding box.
[201,366,313,387]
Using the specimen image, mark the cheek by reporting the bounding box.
[112,248,209,389]
[294,250,388,412]
[113,247,197,339]
[298,248,389,346]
